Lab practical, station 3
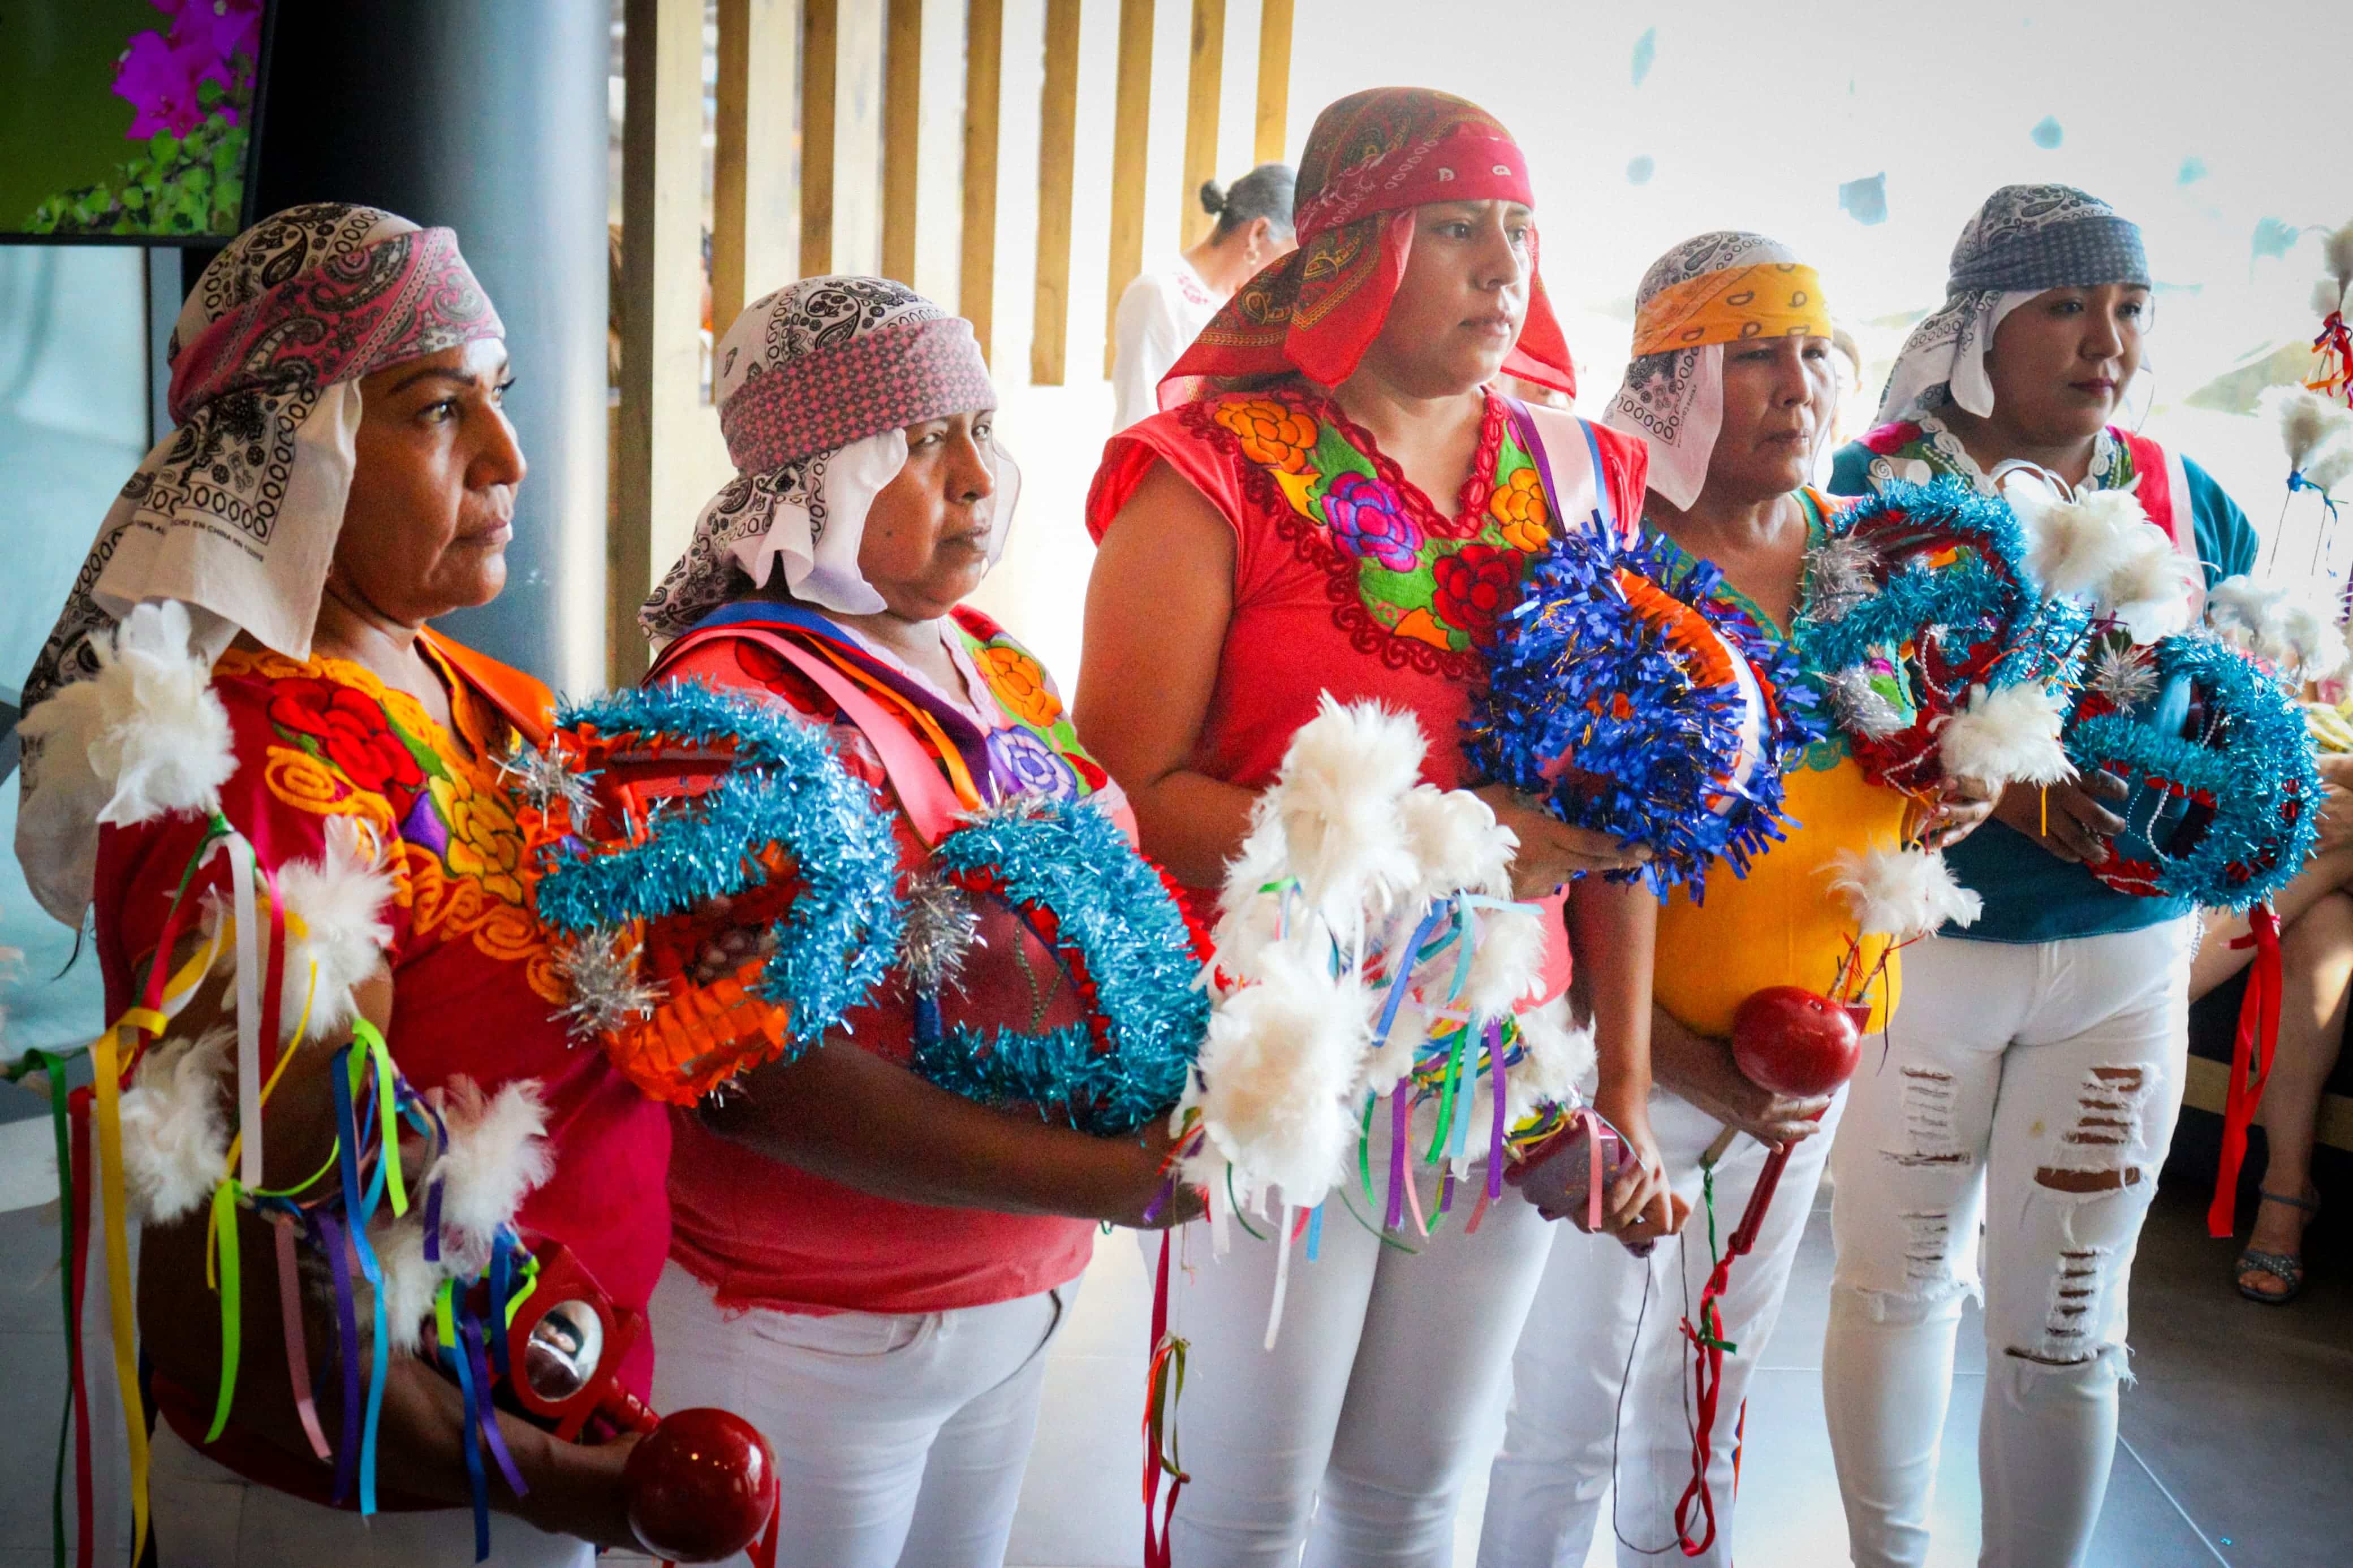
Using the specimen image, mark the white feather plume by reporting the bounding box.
[1827,845,1983,941]
[2102,530,2202,644]
[1182,937,1370,1209]
[272,819,396,1035]
[2305,443,2353,496]
[2326,218,2353,291]
[2012,486,2152,601]
[1269,696,1425,921]
[426,1076,554,1269]
[1396,784,1516,905]
[1509,994,1597,1108]
[363,1216,444,1355]
[1460,901,1550,1020]
[17,602,235,832]
[1938,682,2075,788]
[2274,387,2351,472]
[2207,574,2282,637]
[2208,576,2352,680]
[118,1028,232,1224]
[2315,277,2348,321]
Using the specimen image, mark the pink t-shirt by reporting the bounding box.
[653,606,1107,1316]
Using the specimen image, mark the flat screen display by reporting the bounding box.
[0,0,270,241]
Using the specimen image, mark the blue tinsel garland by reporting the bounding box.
[911,795,1208,1137]
[1794,478,2043,679]
[2065,633,2323,911]
[532,680,905,1053]
[1471,526,1825,900]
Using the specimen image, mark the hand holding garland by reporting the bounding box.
[1992,770,2130,865]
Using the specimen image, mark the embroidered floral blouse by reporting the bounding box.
[92,640,673,1492]
[1085,385,1650,842]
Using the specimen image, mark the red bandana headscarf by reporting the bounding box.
[1159,87,1576,407]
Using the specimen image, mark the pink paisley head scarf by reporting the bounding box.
[17,201,503,921]
[639,275,1016,642]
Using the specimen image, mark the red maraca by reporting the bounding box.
[624,1407,779,1563]
[1730,984,1863,1099]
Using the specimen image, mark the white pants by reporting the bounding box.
[149,1422,591,1568]
[1480,1087,1840,1568]
[648,1259,1072,1568]
[1153,1160,1557,1567]
[1822,921,2192,1568]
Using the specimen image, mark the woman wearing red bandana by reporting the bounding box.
[1079,88,1668,1566]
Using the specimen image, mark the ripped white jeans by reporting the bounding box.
[1822,918,2192,1568]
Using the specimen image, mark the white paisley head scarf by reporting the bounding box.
[1876,183,2151,426]
[16,201,504,921]
[1602,231,1831,510]
[638,276,1016,644]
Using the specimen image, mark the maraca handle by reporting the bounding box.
[601,1385,662,1436]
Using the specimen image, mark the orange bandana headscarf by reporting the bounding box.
[1160,87,1576,406]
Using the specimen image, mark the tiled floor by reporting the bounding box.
[1003,1170,2353,1568]
[1,1121,2346,1567]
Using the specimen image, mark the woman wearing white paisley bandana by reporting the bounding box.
[638,278,1201,1568]
[15,204,675,1567]
[1822,186,2261,1568]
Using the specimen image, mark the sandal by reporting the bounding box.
[2235,1187,2320,1304]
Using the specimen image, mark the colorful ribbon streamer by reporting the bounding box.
[2211,905,2283,1237]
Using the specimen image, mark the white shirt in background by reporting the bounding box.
[1111,257,1221,429]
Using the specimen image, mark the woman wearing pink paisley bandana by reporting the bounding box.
[638,277,1203,1568]
[1077,87,1669,1566]
[16,204,674,1566]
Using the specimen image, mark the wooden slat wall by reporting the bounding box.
[959,0,1005,361]
[1254,0,1293,163]
[713,0,802,334]
[881,0,924,285]
[1179,0,1225,248]
[614,0,708,686]
[800,0,839,278]
[1102,0,1154,377]
[1029,0,1080,385]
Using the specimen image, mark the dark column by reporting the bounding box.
[251,1,610,691]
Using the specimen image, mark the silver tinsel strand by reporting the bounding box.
[2088,644,2160,709]
[1828,666,1909,739]
[900,872,984,996]
[550,930,663,1040]
[1805,534,1881,621]
[499,739,599,822]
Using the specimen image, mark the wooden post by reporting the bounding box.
[959,0,1004,361]
[615,0,707,686]
[1179,0,1225,248]
[1029,0,1080,386]
[714,0,802,335]
[1103,0,1153,378]
[800,0,839,278]
[881,0,923,286]
[1253,0,1292,164]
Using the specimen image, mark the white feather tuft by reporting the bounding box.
[1183,938,1370,1209]
[1460,901,1550,1019]
[2304,443,2353,496]
[363,1217,443,1355]
[1396,784,1516,904]
[2102,530,2202,645]
[118,1028,232,1224]
[1827,844,1983,941]
[428,1076,554,1268]
[2326,218,2353,291]
[2315,277,2348,321]
[271,818,395,1036]
[2012,486,2151,601]
[17,602,235,831]
[1938,681,2075,788]
[1270,696,1425,920]
[2273,387,2351,472]
[1509,994,1597,1109]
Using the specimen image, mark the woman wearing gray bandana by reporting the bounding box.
[1821,185,2258,1568]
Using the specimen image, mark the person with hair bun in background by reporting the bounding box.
[1111,163,1297,429]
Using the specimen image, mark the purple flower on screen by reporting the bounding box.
[114,32,216,137]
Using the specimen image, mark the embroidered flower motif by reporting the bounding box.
[1213,399,1321,474]
[988,728,1078,802]
[268,680,428,800]
[975,645,1063,728]
[428,768,528,905]
[1322,471,1424,573]
[1488,466,1552,554]
[1429,542,1521,643]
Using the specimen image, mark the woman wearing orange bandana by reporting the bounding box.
[1079,88,1665,1566]
[1480,232,1990,1568]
